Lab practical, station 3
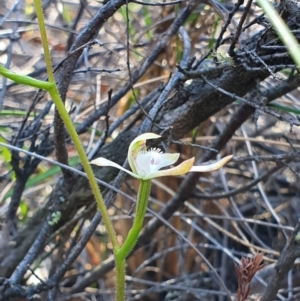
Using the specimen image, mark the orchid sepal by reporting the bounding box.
[90,157,143,180]
[189,155,233,172]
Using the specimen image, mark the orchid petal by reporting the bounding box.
[189,155,233,172]
[144,157,195,180]
[128,133,161,174]
[90,157,142,179]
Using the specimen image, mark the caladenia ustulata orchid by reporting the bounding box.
[91,133,233,181]
[91,132,232,301]
[91,133,233,259]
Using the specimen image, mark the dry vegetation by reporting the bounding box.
[1,0,300,300]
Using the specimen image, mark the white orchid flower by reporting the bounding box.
[90,133,232,180]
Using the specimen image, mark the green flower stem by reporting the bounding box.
[33,0,119,252]
[115,257,126,301]
[47,86,120,249]
[114,179,151,301]
[34,0,55,84]
[116,180,151,261]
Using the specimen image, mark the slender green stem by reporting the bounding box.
[116,180,151,260]
[115,258,126,301]
[33,0,55,84]
[47,86,119,247]
[31,0,119,251]
[0,65,52,90]
[114,180,151,301]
